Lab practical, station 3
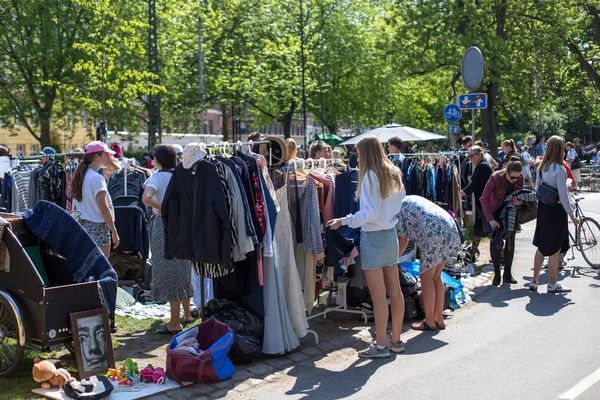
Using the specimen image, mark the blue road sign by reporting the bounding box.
[444,104,462,123]
[458,93,487,109]
[447,125,460,134]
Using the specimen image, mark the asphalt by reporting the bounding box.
[231,192,600,400]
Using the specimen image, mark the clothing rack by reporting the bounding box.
[308,281,372,324]
[16,151,84,160]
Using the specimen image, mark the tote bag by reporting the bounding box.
[166,319,235,384]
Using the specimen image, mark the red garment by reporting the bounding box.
[563,161,574,180]
[480,170,524,223]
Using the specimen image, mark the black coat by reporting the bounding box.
[162,160,232,269]
[462,161,493,209]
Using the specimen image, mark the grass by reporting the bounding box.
[0,314,201,400]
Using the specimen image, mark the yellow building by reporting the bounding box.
[0,125,92,157]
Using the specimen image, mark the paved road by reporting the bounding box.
[233,192,600,400]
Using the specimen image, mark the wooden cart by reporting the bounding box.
[0,213,103,377]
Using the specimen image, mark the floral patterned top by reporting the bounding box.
[395,195,462,273]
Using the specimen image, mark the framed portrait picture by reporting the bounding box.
[69,308,115,378]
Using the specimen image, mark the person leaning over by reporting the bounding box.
[530,136,578,293]
[71,141,120,258]
[480,158,524,286]
[396,196,462,331]
[328,135,406,359]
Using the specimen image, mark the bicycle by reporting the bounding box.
[566,195,600,268]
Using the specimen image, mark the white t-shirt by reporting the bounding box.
[143,170,172,214]
[74,168,112,223]
[483,153,494,165]
[566,149,576,162]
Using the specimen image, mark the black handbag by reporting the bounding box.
[518,202,538,224]
[536,171,559,207]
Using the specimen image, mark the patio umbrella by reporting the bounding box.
[340,123,446,145]
[310,132,344,146]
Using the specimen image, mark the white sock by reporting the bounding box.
[375,343,386,350]
[548,283,557,289]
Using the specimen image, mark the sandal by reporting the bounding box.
[435,321,446,330]
[155,325,182,335]
[411,320,437,331]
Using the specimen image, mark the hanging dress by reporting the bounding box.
[274,186,309,339]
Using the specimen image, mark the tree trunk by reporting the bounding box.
[281,103,296,139]
[481,82,499,153]
[39,110,52,148]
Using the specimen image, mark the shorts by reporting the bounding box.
[360,228,398,270]
[572,168,582,184]
[81,220,111,247]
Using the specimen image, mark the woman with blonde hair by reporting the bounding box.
[285,138,297,161]
[328,135,406,358]
[531,136,578,293]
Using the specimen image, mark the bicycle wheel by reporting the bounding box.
[0,293,24,377]
[577,217,600,269]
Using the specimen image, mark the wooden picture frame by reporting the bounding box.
[69,308,115,379]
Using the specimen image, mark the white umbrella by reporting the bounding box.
[340,123,447,145]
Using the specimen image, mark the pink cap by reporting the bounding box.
[85,141,116,156]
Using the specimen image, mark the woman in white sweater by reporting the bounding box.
[329,135,406,359]
[531,136,578,293]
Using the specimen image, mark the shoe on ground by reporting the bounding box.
[492,274,501,286]
[388,340,405,354]
[358,343,390,359]
[528,281,538,291]
[547,284,572,293]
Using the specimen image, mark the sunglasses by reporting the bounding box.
[508,174,522,181]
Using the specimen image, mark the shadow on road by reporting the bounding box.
[472,284,575,316]
[284,356,394,400]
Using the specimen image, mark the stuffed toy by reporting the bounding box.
[32,358,74,390]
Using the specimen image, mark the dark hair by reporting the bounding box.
[152,144,177,170]
[388,137,402,149]
[309,140,326,159]
[0,146,10,156]
[499,159,523,192]
[502,139,516,153]
[71,152,103,202]
[462,136,472,146]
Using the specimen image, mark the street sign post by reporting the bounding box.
[457,93,487,110]
[461,47,484,91]
[443,104,462,123]
[447,125,460,134]
[461,47,485,143]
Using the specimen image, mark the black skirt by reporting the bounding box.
[533,201,569,256]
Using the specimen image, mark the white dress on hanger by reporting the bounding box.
[261,184,300,354]
[275,187,309,338]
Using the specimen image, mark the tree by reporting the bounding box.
[0,0,163,148]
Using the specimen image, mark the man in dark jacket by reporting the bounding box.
[461,145,493,268]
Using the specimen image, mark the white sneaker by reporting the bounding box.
[547,284,572,293]
[358,343,390,358]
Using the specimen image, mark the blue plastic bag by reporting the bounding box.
[400,261,466,308]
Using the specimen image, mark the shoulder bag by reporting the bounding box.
[536,170,559,207]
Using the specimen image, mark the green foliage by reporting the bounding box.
[2,0,600,147]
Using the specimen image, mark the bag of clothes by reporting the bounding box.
[166,319,235,384]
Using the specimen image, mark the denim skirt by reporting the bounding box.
[360,228,399,270]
